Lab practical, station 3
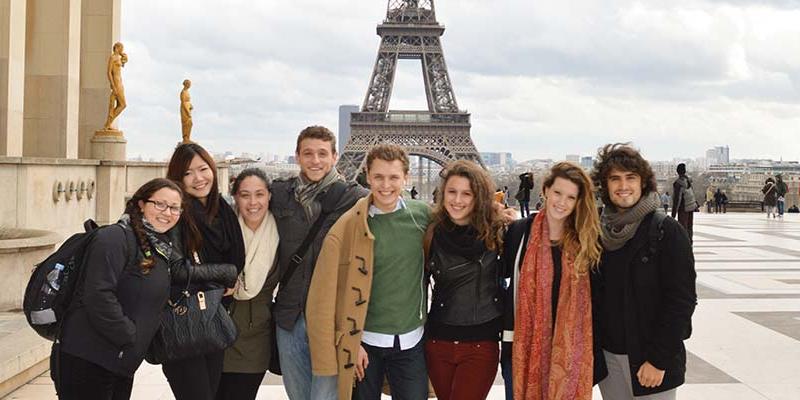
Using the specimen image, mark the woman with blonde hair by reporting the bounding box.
[502,161,602,400]
[424,160,506,400]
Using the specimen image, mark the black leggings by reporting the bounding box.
[162,350,224,400]
[55,351,133,400]
[215,372,266,400]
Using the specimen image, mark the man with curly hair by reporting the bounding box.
[590,143,697,400]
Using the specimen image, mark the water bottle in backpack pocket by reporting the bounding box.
[23,219,101,341]
[28,263,66,325]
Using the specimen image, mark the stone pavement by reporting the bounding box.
[4,212,800,399]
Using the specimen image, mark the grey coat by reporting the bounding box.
[269,177,368,330]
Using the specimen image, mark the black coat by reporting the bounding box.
[591,212,697,396]
[59,224,180,377]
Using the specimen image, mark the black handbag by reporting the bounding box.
[146,262,239,364]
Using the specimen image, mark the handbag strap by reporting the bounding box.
[279,181,348,289]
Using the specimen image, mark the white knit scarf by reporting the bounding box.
[234,211,279,300]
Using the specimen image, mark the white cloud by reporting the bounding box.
[120,0,800,162]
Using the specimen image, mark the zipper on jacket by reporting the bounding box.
[474,254,484,321]
[118,350,124,359]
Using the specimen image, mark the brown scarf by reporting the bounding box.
[513,212,593,400]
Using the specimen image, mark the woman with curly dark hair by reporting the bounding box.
[424,159,506,400]
[55,178,184,400]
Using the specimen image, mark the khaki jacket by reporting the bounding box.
[307,195,376,400]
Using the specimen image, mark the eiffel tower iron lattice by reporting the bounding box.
[336,0,484,181]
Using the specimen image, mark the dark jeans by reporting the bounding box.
[519,201,530,218]
[162,350,224,400]
[677,210,694,242]
[215,371,266,400]
[54,351,133,400]
[354,340,428,400]
[501,354,512,400]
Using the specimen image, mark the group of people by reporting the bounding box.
[704,187,729,214]
[51,127,697,400]
[762,175,789,218]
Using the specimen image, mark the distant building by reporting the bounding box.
[705,146,730,167]
[566,154,580,163]
[338,105,359,150]
[580,156,594,169]
[480,152,514,170]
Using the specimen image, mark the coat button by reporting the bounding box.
[642,256,649,263]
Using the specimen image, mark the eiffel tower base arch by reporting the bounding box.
[336,112,484,181]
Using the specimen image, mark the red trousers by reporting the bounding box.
[424,339,499,400]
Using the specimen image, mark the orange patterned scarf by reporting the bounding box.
[513,213,593,400]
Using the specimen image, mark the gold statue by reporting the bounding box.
[180,79,193,143]
[103,42,128,131]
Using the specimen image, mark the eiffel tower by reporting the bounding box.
[336,0,484,181]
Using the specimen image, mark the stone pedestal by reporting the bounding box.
[90,129,126,161]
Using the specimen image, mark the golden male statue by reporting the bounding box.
[180,79,193,143]
[103,42,128,131]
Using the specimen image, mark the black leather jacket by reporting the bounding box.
[428,243,503,326]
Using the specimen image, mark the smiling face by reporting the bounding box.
[138,188,182,233]
[367,158,408,213]
[182,155,215,203]
[545,177,579,225]
[296,138,337,182]
[234,176,270,229]
[443,176,475,226]
[607,168,643,210]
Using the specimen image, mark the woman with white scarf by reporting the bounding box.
[216,168,280,400]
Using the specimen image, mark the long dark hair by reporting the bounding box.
[166,143,219,256]
[124,178,183,274]
[431,160,504,252]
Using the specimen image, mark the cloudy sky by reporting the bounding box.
[121,0,800,162]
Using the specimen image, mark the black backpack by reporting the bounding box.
[647,211,694,340]
[23,219,135,341]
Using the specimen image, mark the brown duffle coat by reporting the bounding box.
[306,195,376,400]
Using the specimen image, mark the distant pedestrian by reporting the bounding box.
[713,189,724,214]
[762,177,778,218]
[516,172,534,218]
[503,186,510,208]
[720,191,728,213]
[672,163,699,240]
[660,192,671,214]
[410,185,419,200]
[776,174,788,218]
[705,187,714,213]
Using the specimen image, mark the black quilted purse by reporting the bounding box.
[146,262,238,364]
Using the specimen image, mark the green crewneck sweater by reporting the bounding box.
[365,199,431,334]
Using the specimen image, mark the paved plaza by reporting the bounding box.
[4,212,800,399]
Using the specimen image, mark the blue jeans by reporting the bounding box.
[501,354,512,400]
[778,200,785,215]
[355,340,428,400]
[276,313,337,400]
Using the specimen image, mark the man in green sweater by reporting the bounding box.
[306,144,431,400]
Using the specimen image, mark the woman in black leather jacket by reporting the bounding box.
[55,178,184,400]
[163,143,245,400]
[425,160,505,400]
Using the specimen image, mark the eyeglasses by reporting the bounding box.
[146,200,182,216]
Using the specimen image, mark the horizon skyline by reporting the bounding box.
[120,0,800,163]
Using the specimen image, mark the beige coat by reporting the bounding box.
[307,195,376,400]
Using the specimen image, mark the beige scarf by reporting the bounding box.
[234,212,279,300]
